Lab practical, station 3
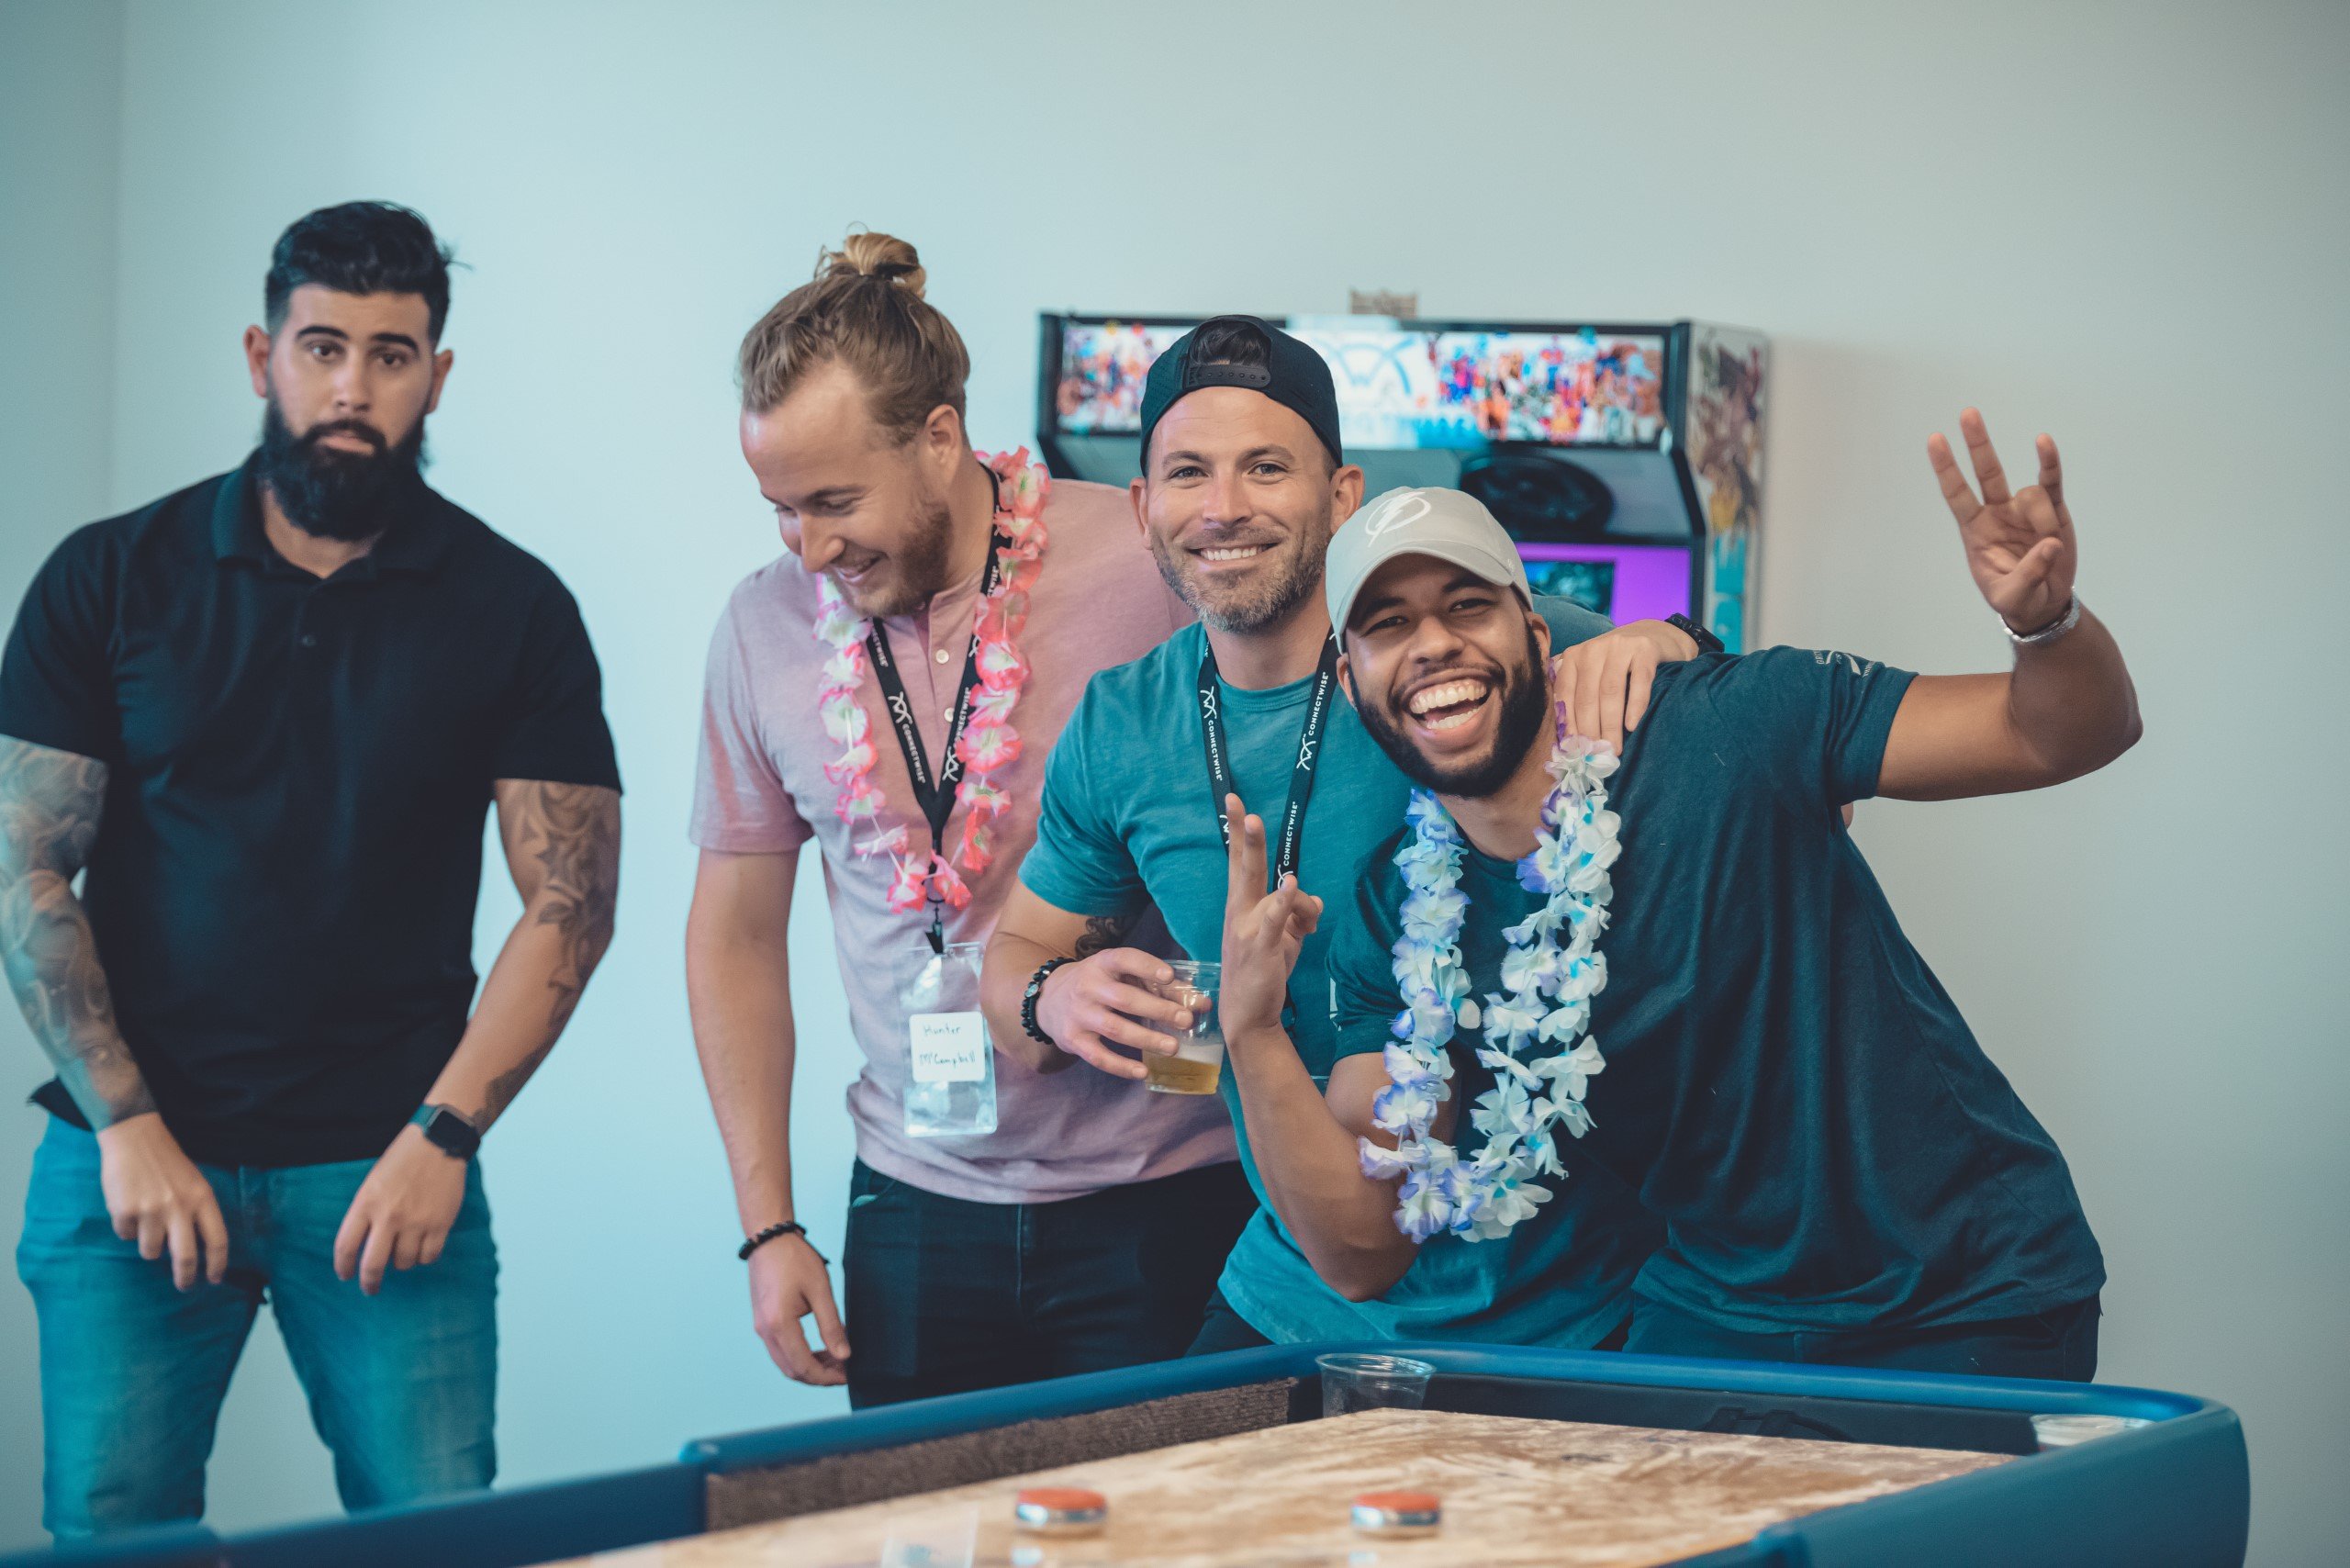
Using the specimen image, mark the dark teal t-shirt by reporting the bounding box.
[1328,648,2106,1334]
[1021,599,1662,1347]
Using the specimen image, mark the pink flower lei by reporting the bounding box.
[811,448,1050,914]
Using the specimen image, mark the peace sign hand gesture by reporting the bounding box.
[1927,408,2077,634]
[1219,793,1324,1043]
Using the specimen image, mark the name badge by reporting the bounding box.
[909,1012,989,1085]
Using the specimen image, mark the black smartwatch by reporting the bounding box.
[1022,957,1074,1047]
[1666,612,1725,656]
[409,1103,481,1161]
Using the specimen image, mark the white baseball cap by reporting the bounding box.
[1326,487,1531,640]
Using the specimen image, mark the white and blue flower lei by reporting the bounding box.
[1358,734,1620,1243]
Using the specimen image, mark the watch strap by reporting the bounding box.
[1666,612,1725,656]
[2003,593,2082,647]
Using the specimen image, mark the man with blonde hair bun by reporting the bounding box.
[689,231,1247,1407]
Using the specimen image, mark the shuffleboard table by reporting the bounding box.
[2,1342,2248,1568]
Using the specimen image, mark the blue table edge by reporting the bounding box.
[1,1340,2246,1568]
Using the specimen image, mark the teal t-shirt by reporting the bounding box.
[1327,649,2106,1334]
[1021,599,1661,1346]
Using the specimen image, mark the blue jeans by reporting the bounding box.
[16,1118,498,1540]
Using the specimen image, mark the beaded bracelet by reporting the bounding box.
[739,1220,825,1265]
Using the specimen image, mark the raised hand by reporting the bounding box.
[1928,409,2077,633]
[1219,794,1322,1040]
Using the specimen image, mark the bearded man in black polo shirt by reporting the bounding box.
[0,202,621,1540]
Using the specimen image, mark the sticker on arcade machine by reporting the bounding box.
[909,1012,990,1085]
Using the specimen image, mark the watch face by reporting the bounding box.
[422,1107,479,1157]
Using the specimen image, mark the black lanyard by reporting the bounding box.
[864,533,1004,948]
[1197,634,1340,888]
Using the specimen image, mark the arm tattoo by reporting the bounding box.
[482,780,621,1123]
[1073,913,1136,959]
[0,737,154,1126]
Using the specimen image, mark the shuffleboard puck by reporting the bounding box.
[1014,1486,1108,1536]
[1351,1489,1442,1535]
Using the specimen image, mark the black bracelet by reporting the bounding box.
[1022,957,1074,1046]
[739,1221,824,1265]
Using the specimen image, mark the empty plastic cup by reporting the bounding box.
[1318,1352,1436,1417]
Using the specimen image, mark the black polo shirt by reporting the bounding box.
[0,456,621,1167]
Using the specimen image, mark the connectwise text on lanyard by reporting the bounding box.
[1197,633,1340,887]
[866,541,1002,950]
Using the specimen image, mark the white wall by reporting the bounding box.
[0,0,126,1544]
[3,1,2344,1560]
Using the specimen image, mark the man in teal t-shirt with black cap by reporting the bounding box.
[980,316,1693,1351]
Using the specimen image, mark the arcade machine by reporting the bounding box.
[1038,314,1768,650]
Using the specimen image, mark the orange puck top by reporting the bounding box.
[1355,1491,1441,1512]
[1017,1487,1107,1512]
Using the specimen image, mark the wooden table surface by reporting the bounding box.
[552,1407,2010,1568]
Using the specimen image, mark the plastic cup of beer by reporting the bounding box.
[1144,960,1223,1095]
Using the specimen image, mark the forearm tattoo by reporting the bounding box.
[482,781,620,1123]
[1073,912,1136,959]
[0,737,153,1126]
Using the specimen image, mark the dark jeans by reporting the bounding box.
[1627,1294,2101,1382]
[842,1158,1256,1408]
[1182,1291,1633,1356]
[1184,1287,1272,1355]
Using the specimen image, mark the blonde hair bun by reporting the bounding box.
[740,228,968,431]
[819,230,925,298]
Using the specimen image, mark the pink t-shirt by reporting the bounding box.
[689,473,1237,1204]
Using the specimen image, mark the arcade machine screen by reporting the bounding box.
[1053,321,1669,450]
[1056,321,1191,432]
[1289,324,1668,451]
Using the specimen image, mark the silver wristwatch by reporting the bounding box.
[2003,594,2082,648]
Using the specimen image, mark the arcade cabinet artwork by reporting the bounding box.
[1039,315,1770,651]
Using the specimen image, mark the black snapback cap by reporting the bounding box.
[1136,315,1345,471]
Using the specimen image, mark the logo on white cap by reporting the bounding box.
[1359,490,1432,542]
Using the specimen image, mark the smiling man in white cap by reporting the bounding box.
[1218,415,2135,1377]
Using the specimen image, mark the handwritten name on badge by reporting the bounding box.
[909,1012,989,1084]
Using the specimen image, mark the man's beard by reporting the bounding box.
[835,492,955,619]
[1356,621,1550,799]
[257,397,426,542]
[1148,518,1329,634]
